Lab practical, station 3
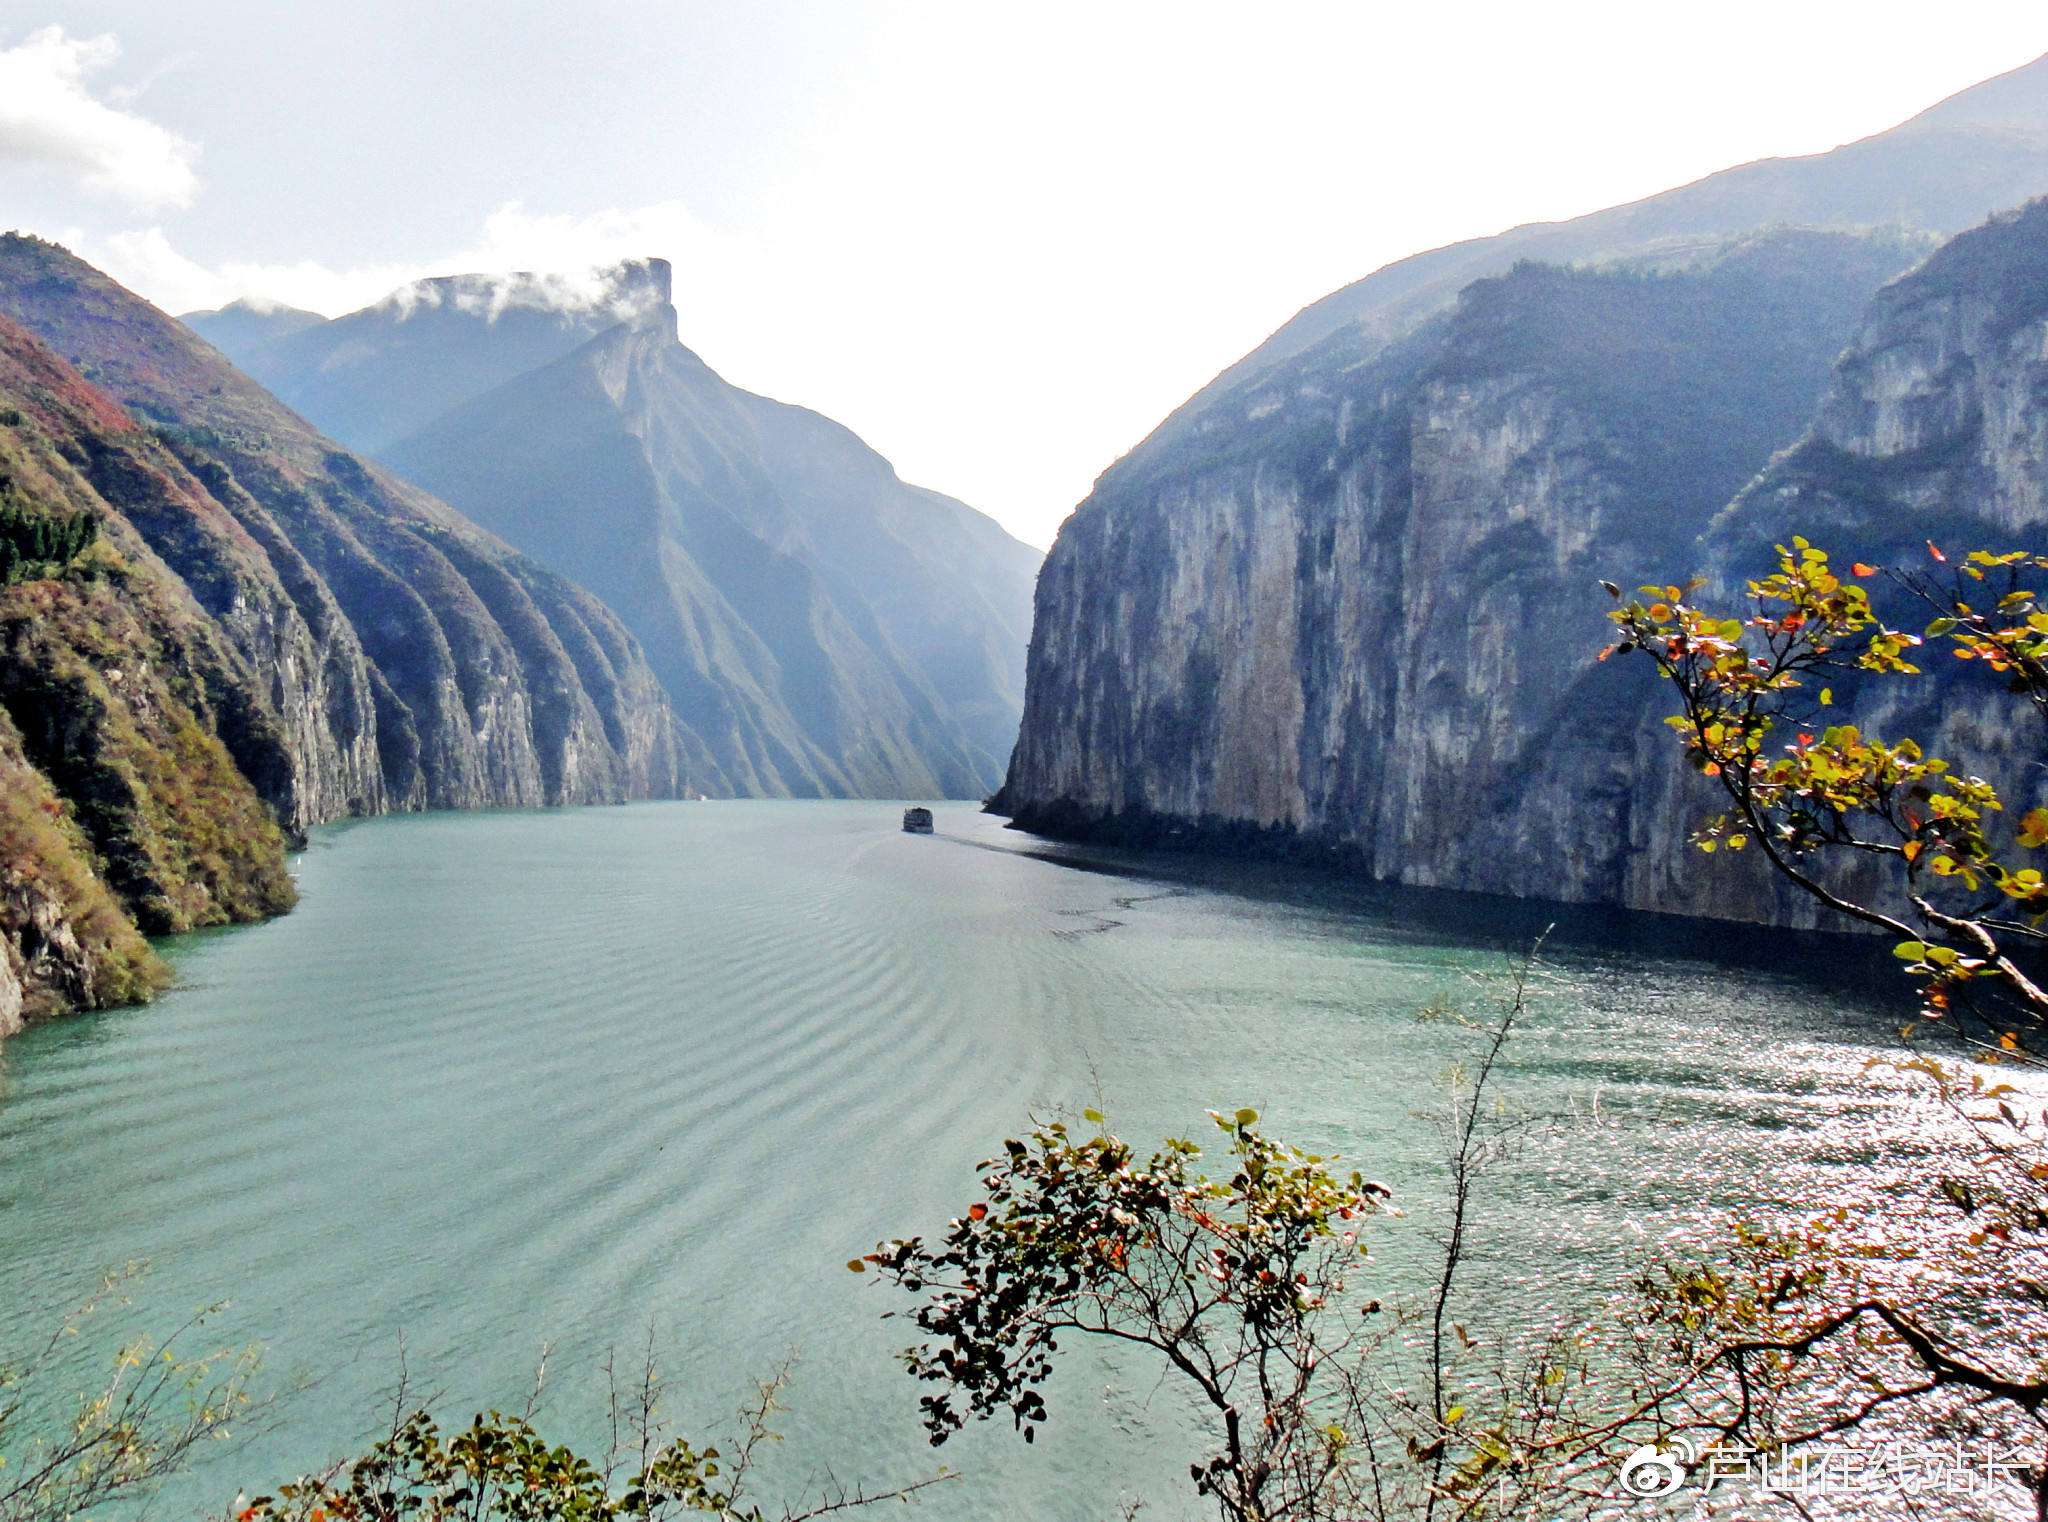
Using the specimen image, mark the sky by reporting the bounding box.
[3,3,2048,550]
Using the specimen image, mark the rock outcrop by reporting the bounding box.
[996,227,2005,926]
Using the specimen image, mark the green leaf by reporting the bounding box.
[1926,617,1957,636]
[1083,1108,1104,1124]
[1234,1108,1259,1127]
[1893,941,1927,961]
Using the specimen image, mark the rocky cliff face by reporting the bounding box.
[1695,199,2048,871]
[997,228,1964,926]
[376,276,1039,797]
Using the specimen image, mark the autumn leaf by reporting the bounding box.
[2022,809,2048,849]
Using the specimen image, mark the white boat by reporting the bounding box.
[902,807,934,833]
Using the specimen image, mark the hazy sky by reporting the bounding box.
[5,3,2048,549]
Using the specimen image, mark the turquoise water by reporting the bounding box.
[0,802,1956,1518]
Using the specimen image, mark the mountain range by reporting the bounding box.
[1168,48,2048,437]
[187,264,1041,797]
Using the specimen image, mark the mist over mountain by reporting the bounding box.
[190,261,1041,799]
[186,265,672,455]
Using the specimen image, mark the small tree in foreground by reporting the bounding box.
[230,1352,950,1522]
[1599,537,2048,1519]
[0,1269,256,1522]
[1601,540,2048,1045]
[855,1106,1392,1520]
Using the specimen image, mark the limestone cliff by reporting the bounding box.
[996,228,1963,925]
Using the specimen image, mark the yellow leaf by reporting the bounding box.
[1819,688,1833,705]
[2020,809,2048,849]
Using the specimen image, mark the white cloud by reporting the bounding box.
[0,27,198,210]
[94,200,739,319]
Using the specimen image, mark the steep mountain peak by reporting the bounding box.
[382,291,1042,798]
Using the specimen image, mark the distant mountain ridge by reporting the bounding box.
[190,262,1042,798]
[1155,48,2048,450]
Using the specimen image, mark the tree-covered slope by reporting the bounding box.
[0,309,300,1029]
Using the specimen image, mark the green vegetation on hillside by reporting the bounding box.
[0,556,298,936]
[0,301,302,1020]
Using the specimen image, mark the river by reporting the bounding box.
[0,801,1959,1519]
